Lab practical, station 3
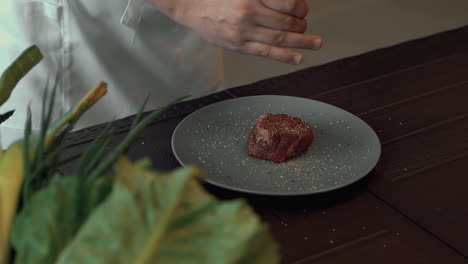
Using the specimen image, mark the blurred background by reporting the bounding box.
[223,0,468,88]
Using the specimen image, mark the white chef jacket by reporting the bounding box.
[0,0,224,148]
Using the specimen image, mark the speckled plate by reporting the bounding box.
[171,95,381,196]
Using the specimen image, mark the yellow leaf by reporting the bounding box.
[0,143,24,264]
[45,82,107,147]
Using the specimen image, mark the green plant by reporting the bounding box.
[0,46,280,264]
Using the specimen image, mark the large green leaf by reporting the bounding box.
[10,176,112,264]
[56,157,279,264]
[0,45,43,107]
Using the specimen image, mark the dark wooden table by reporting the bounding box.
[65,26,468,263]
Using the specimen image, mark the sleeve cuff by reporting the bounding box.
[121,0,149,29]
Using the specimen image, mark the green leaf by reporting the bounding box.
[45,82,107,148]
[11,176,112,264]
[21,107,32,203]
[0,45,43,107]
[56,157,279,264]
[0,110,14,125]
[0,45,42,264]
[88,96,186,179]
[75,121,116,177]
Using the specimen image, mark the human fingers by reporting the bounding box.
[259,0,308,18]
[250,6,308,33]
[245,26,323,50]
[240,41,304,64]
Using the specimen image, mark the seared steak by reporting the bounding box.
[247,114,314,162]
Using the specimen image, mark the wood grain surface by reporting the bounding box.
[64,25,468,263]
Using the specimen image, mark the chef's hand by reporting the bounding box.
[149,0,323,65]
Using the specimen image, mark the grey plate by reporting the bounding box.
[171,95,381,196]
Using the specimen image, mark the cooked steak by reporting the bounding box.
[247,114,314,163]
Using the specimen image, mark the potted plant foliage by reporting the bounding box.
[0,46,279,264]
